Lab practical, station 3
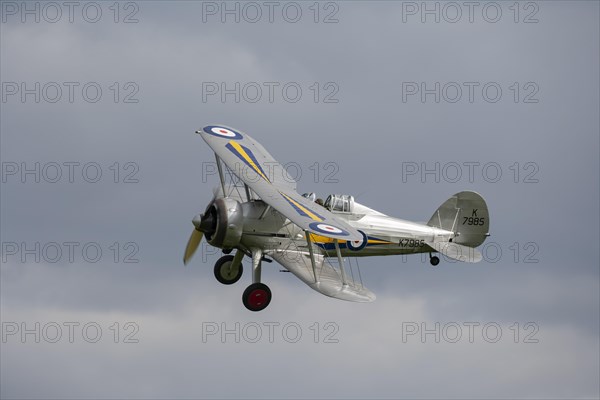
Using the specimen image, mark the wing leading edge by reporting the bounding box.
[197,125,363,241]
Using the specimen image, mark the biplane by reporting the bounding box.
[184,125,490,311]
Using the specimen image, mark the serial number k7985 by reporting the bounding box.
[399,238,425,247]
[463,217,485,226]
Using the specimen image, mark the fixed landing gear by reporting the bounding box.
[214,249,272,310]
[429,254,440,266]
[242,248,272,312]
[214,254,243,285]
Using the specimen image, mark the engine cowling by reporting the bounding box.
[205,198,244,249]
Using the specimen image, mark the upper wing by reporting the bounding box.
[269,248,375,303]
[197,125,362,241]
[199,125,297,191]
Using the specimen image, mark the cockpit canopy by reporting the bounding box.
[301,192,355,213]
[324,194,354,213]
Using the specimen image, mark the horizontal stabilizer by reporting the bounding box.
[427,242,482,263]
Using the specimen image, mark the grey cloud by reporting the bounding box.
[1,1,598,399]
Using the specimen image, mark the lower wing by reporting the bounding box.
[269,248,375,302]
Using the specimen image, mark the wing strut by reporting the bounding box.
[334,240,348,286]
[215,154,226,196]
[450,207,461,233]
[244,183,252,202]
[304,231,319,283]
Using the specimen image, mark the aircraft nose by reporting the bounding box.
[192,214,203,229]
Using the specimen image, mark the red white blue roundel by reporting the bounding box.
[203,126,243,140]
[347,230,368,251]
[309,222,350,237]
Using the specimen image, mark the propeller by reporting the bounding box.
[183,202,218,265]
[183,187,225,265]
[183,228,203,265]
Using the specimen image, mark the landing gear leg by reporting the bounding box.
[252,248,262,284]
[242,249,272,311]
[429,252,440,266]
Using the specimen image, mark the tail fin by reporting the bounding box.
[427,191,490,247]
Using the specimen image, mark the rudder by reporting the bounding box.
[427,191,490,247]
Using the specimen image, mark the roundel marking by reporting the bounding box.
[203,126,243,140]
[347,230,368,251]
[309,222,350,237]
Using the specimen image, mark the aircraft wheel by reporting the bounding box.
[242,283,272,312]
[214,255,243,285]
[430,256,440,266]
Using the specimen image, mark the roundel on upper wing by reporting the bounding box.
[203,126,243,140]
[347,230,368,251]
[309,222,350,237]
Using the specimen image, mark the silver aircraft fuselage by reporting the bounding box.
[238,199,454,259]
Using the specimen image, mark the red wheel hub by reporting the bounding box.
[247,289,269,309]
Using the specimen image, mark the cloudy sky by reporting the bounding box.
[1,1,598,398]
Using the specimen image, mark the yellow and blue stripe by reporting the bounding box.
[226,141,271,183]
[225,140,333,226]
[280,192,324,222]
[313,235,393,250]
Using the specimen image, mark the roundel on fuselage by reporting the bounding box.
[347,230,367,251]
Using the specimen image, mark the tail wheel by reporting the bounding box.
[242,283,272,312]
[214,255,243,285]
